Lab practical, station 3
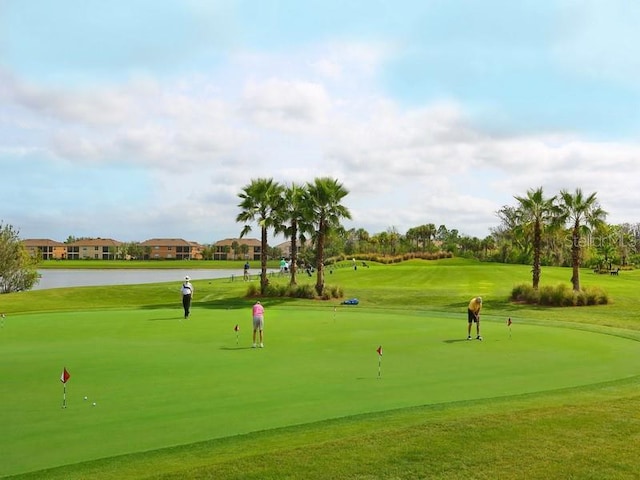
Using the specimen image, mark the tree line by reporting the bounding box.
[2,182,638,294]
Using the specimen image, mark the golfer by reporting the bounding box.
[467,296,483,340]
[181,276,194,319]
[252,300,265,348]
[243,261,250,281]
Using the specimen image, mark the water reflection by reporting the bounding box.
[34,269,266,290]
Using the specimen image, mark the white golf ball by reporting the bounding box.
[92,402,96,406]
[84,396,88,400]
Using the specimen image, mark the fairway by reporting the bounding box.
[3,305,640,477]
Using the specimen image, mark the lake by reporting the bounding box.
[33,269,268,290]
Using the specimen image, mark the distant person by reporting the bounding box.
[279,258,287,275]
[352,258,357,270]
[252,301,265,348]
[243,261,250,281]
[181,276,194,319]
[467,296,482,340]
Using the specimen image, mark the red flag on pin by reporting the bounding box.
[376,346,383,356]
[60,368,70,384]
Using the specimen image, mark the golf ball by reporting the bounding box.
[92,402,96,406]
[84,396,88,400]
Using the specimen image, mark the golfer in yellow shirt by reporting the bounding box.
[467,296,483,340]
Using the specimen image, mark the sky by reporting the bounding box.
[1,0,639,245]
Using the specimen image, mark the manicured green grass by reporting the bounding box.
[2,258,640,479]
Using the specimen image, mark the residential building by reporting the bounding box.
[138,238,203,260]
[67,238,123,260]
[212,238,262,261]
[22,239,67,260]
[274,239,312,259]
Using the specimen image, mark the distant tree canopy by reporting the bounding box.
[0,222,40,293]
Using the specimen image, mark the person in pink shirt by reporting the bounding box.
[252,301,265,348]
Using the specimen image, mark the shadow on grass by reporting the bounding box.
[139,296,305,312]
[147,316,184,321]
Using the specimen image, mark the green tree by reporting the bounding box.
[274,182,312,286]
[514,187,558,289]
[616,223,636,266]
[0,223,40,293]
[236,178,284,295]
[304,177,351,296]
[493,205,531,263]
[557,188,607,291]
[386,227,401,255]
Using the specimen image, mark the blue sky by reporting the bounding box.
[2,0,639,244]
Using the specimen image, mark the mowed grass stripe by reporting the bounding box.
[3,305,640,476]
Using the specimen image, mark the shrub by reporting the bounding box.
[329,285,343,298]
[293,284,315,299]
[246,283,260,297]
[510,283,609,307]
[511,284,535,302]
[538,285,554,305]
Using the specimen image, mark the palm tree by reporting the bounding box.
[273,182,312,286]
[514,187,558,289]
[304,177,352,296]
[557,188,607,291]
[236,178,284,295]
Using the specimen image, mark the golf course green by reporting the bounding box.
[2,258,640,479]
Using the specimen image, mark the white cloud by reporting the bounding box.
[241,78,330,132]
[4,36,640,243]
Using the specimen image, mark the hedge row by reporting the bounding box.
[511,283,609,306]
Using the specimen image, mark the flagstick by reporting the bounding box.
[62,383,67,409]
[377,355,382,380]
[236,330,239,345]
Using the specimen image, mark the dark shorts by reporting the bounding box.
[468,309,479,323]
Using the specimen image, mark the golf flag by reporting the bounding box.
[234,324,239,332]
[60,368,70,409]
[376,346,383,379]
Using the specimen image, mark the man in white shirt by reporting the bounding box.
[181,276,194,319]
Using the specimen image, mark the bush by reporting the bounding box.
[292,284,315,299]
[246,283,260,297]
[246,282,337,300]
[510,283,609,307]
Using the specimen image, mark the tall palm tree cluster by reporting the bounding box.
[510,187,608,292]
[236,177,351,296]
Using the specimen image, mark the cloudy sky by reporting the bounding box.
[2,0,639,244]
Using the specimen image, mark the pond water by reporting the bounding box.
[33,269,267,290]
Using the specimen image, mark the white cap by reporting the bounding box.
[185,276,190,281]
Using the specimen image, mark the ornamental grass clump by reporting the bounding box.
[511,284,609,306]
